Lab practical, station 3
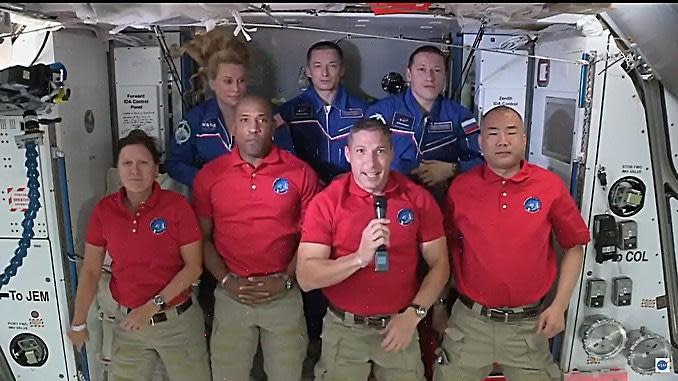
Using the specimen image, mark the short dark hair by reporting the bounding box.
[235,94,273,118]
[408,45,445,68]
[348,118,392,146]
[481,105,524,125]
[116,129,161,164]
[306,41,344,64]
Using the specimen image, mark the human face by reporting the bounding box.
[344,129,393,194]
[306,48,344,93]
[209,63,247,107]
[117,144,159,195]
[234,97,274,163]
[479,109,527,177]
[406,52,446,107]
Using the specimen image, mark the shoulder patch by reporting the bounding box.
[462,118,479,135]
[175,120,191,145]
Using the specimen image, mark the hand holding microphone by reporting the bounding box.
[356,195,390,271]
[374,196,389,272]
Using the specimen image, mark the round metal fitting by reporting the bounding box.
[624,327,671,375]
[578,315,627,360]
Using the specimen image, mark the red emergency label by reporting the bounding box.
[7,187,29,212]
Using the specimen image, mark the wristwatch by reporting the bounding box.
[220,273,234,288]
[152,294,166,312]
[409,304,428,318]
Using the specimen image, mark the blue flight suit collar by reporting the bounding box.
[305,85,351,114]
[403,88,444,125]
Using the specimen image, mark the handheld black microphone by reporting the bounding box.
[374,195,389,272]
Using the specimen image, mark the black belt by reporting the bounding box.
[328,304,391,329]
[458,294,540,322]
[127,298,193,325]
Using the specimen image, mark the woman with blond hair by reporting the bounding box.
[166,27,294,187]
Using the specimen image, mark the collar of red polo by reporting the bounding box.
[115,181,161,210]
[481,160,531,183]
[348,172,401,198]
[227,145,282,168]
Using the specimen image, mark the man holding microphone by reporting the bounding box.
[296,118,449,381]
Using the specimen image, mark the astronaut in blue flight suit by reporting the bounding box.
[165,49,294,188]
[367,45,484,191]
[276,41,368,184]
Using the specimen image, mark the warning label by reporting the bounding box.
[7,187,29,212]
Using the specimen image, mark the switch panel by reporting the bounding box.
[586,279,607,308]
[612,276,633,306]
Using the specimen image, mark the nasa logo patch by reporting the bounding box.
[273,178,289,194]
[150,218,167,234]
[524,197,541,213]
[398,208,415,225]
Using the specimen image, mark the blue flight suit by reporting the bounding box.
[165,97,295,187]
[366,88,484,175]
[276,85,368,184]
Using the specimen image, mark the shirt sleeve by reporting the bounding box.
[191,167,213,219]
[85,201,106,247]
[175,195,202,246]
[300,193,333,246]
[549,181,591,249]
[416,188,445,243]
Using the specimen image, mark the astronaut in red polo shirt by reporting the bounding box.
[67,130,210,381]
[296,118,450,381]
[434,106,591,381]
[192,95,320,381]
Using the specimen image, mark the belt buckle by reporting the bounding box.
[488,308,510,323]
[149,312,167,325]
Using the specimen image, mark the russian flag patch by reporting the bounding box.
[462,118,479,135]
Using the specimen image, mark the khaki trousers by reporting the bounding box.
[433,300,562,381]
[210,286,308,381]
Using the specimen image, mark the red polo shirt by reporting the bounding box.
[302,172,444,316]
[445,161,590,308]
[193,146,320,276]
[86,182,200,308]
